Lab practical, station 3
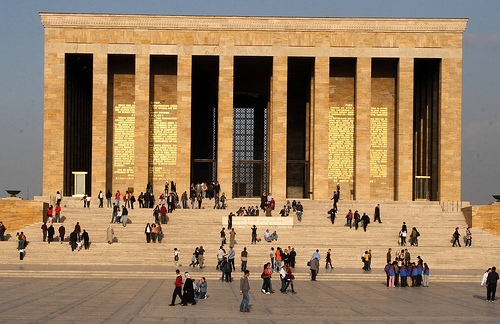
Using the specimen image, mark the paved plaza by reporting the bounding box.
[1,264,498,323]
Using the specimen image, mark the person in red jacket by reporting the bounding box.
[55,204,62,223]
[169,269,183,306]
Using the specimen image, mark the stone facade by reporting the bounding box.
[40,13,467,201]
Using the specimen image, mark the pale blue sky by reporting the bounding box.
[0,1,499,204]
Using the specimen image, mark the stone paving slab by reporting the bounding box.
[0,273,498,323]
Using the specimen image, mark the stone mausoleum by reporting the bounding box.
[40,13,467,201]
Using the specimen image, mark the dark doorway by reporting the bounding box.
[413,59,440,201]
[64,54,93,196]
[287,57,314,198]
[191,56,219,184]
[232,57,272,197]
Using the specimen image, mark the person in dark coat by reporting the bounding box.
[182,272,196,305]
[47,224,55,244]
[58,225,65,244]
[82,229,90,249]
[69,230,78,251]
[361,213,370,232]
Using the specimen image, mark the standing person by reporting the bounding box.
[251,225,257,244]
[115,190,121,207]
[279,263,288,293]
[422,262,430,287]
[220,227,227,246]
[0,221,6,241]
[261,263,272,294]
[361,213,370,232]
[98,190,104,208]
[197,245,205,268]
[482,268,492,287]
[269,247,275,271]
[41,223,48,242]
[241,247,248,272]
[157,224,163,243]
[229,228,236,248]
[55,204,61,223]
[228,246,236,271]
[174,248,180,267]
[346,209,353,228]
[106,190,112,208]
[58,224,65,244]
[353,210,361,230]
[239,270,251,312]
[169,269,183,306]
[289,247,297,268]
[486,266,499,302]
[452,227,461,247]
[275,247,283,273]
[106,225,114,244]
[296,201,304,222]
[283,265,296,294]
[227,212,234,230]
[387,248,392,264]
[47,224,55,244]
[367,249,372,271]
[56,191,62,206]
[325,249,333,269]
[182,272,196,305]
[399,226,407,246]
[82,229,90,249]
[374,204,382,223]
[144,223,152,243]
[362,251,370,271]
[328,207,337,224]
[465,227,472,247]
[309,256,319,281]
[121,205,128,227]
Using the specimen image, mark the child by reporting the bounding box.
[189,253,196,267]
[174,248,180,267]
[76,240,83,251]
[198,277,207,299]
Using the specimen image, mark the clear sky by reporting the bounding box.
[0,1,499,204]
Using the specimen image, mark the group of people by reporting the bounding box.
[344,209,372,231]
[169,270,208,306]
[452,226,472,247]
[384,248,429,287]
[398,222,420,246]
[143,223,163,243]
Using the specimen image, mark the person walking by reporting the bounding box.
[239,270,251,312]
[486,266,499,302]
[296,201,303,222]
[325,249,333,269]
[169,269,183,306]
[374,204,382,223]
[452,227,461,247]
[361,213,370,232]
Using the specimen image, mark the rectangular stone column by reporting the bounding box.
[269,56,287,200]
[439,57,462,201]
[355,57,371,200]
[177,55,192,194]
[91,53,108,197]
[134,53,150,194]
[217,56,234,197]
[312,56,330,200]
[396,58,414,201]
[42,50,65,196]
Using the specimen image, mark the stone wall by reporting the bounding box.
[0,198,47,238]
[463,202,500,236]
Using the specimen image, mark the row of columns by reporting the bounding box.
[44,52,460,201]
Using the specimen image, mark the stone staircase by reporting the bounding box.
[2,197,500,280]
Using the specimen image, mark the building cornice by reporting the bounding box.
[40,13,468,33]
